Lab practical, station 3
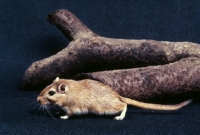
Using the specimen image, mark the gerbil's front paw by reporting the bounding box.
[60,115,69,119]
[114,116,124,120]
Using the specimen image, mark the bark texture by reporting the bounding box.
[22,9,200,101]
[76,57,200,101]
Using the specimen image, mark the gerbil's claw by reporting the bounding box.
[60,115,69,119]
[114,116,124,120]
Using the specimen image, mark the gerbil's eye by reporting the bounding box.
[48,91,55,96]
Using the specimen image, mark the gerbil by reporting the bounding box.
[37,77,192,120]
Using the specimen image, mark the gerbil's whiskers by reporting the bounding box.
[38,104,41,112]
[32,103,40,118]
[50,104,60,114]
[46,105,57,120]
[28,101,39,118]
[37,104,44,117]
[41,105,47,117]
[31,102,39,110]
[29,101,38,106]
[35,104,57,119]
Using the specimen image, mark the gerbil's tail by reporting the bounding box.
[121,97,192,111]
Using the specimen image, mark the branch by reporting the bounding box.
[47,9,95,41]
[76,57,200,101]
[22,9,200,102]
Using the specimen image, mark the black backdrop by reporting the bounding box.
[1,0,200,134]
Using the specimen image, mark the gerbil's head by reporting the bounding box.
[37,77,68,106]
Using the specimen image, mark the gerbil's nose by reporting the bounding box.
[37,97,41,104]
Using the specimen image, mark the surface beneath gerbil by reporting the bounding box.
[1,0,200,134]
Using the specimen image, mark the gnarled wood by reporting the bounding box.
[76,57,200,101]
[22,9,200,101]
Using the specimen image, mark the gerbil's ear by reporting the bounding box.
[53,77,60,82]
[57,83,68,94]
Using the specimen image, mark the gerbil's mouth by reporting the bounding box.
[34,100,62,119]
[37,97,50,105]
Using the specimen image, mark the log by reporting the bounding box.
[22,9,200,101]
[75,57,200,101]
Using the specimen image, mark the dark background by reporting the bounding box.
[0,0,200,134]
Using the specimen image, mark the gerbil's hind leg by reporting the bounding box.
[114,104,127,120]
